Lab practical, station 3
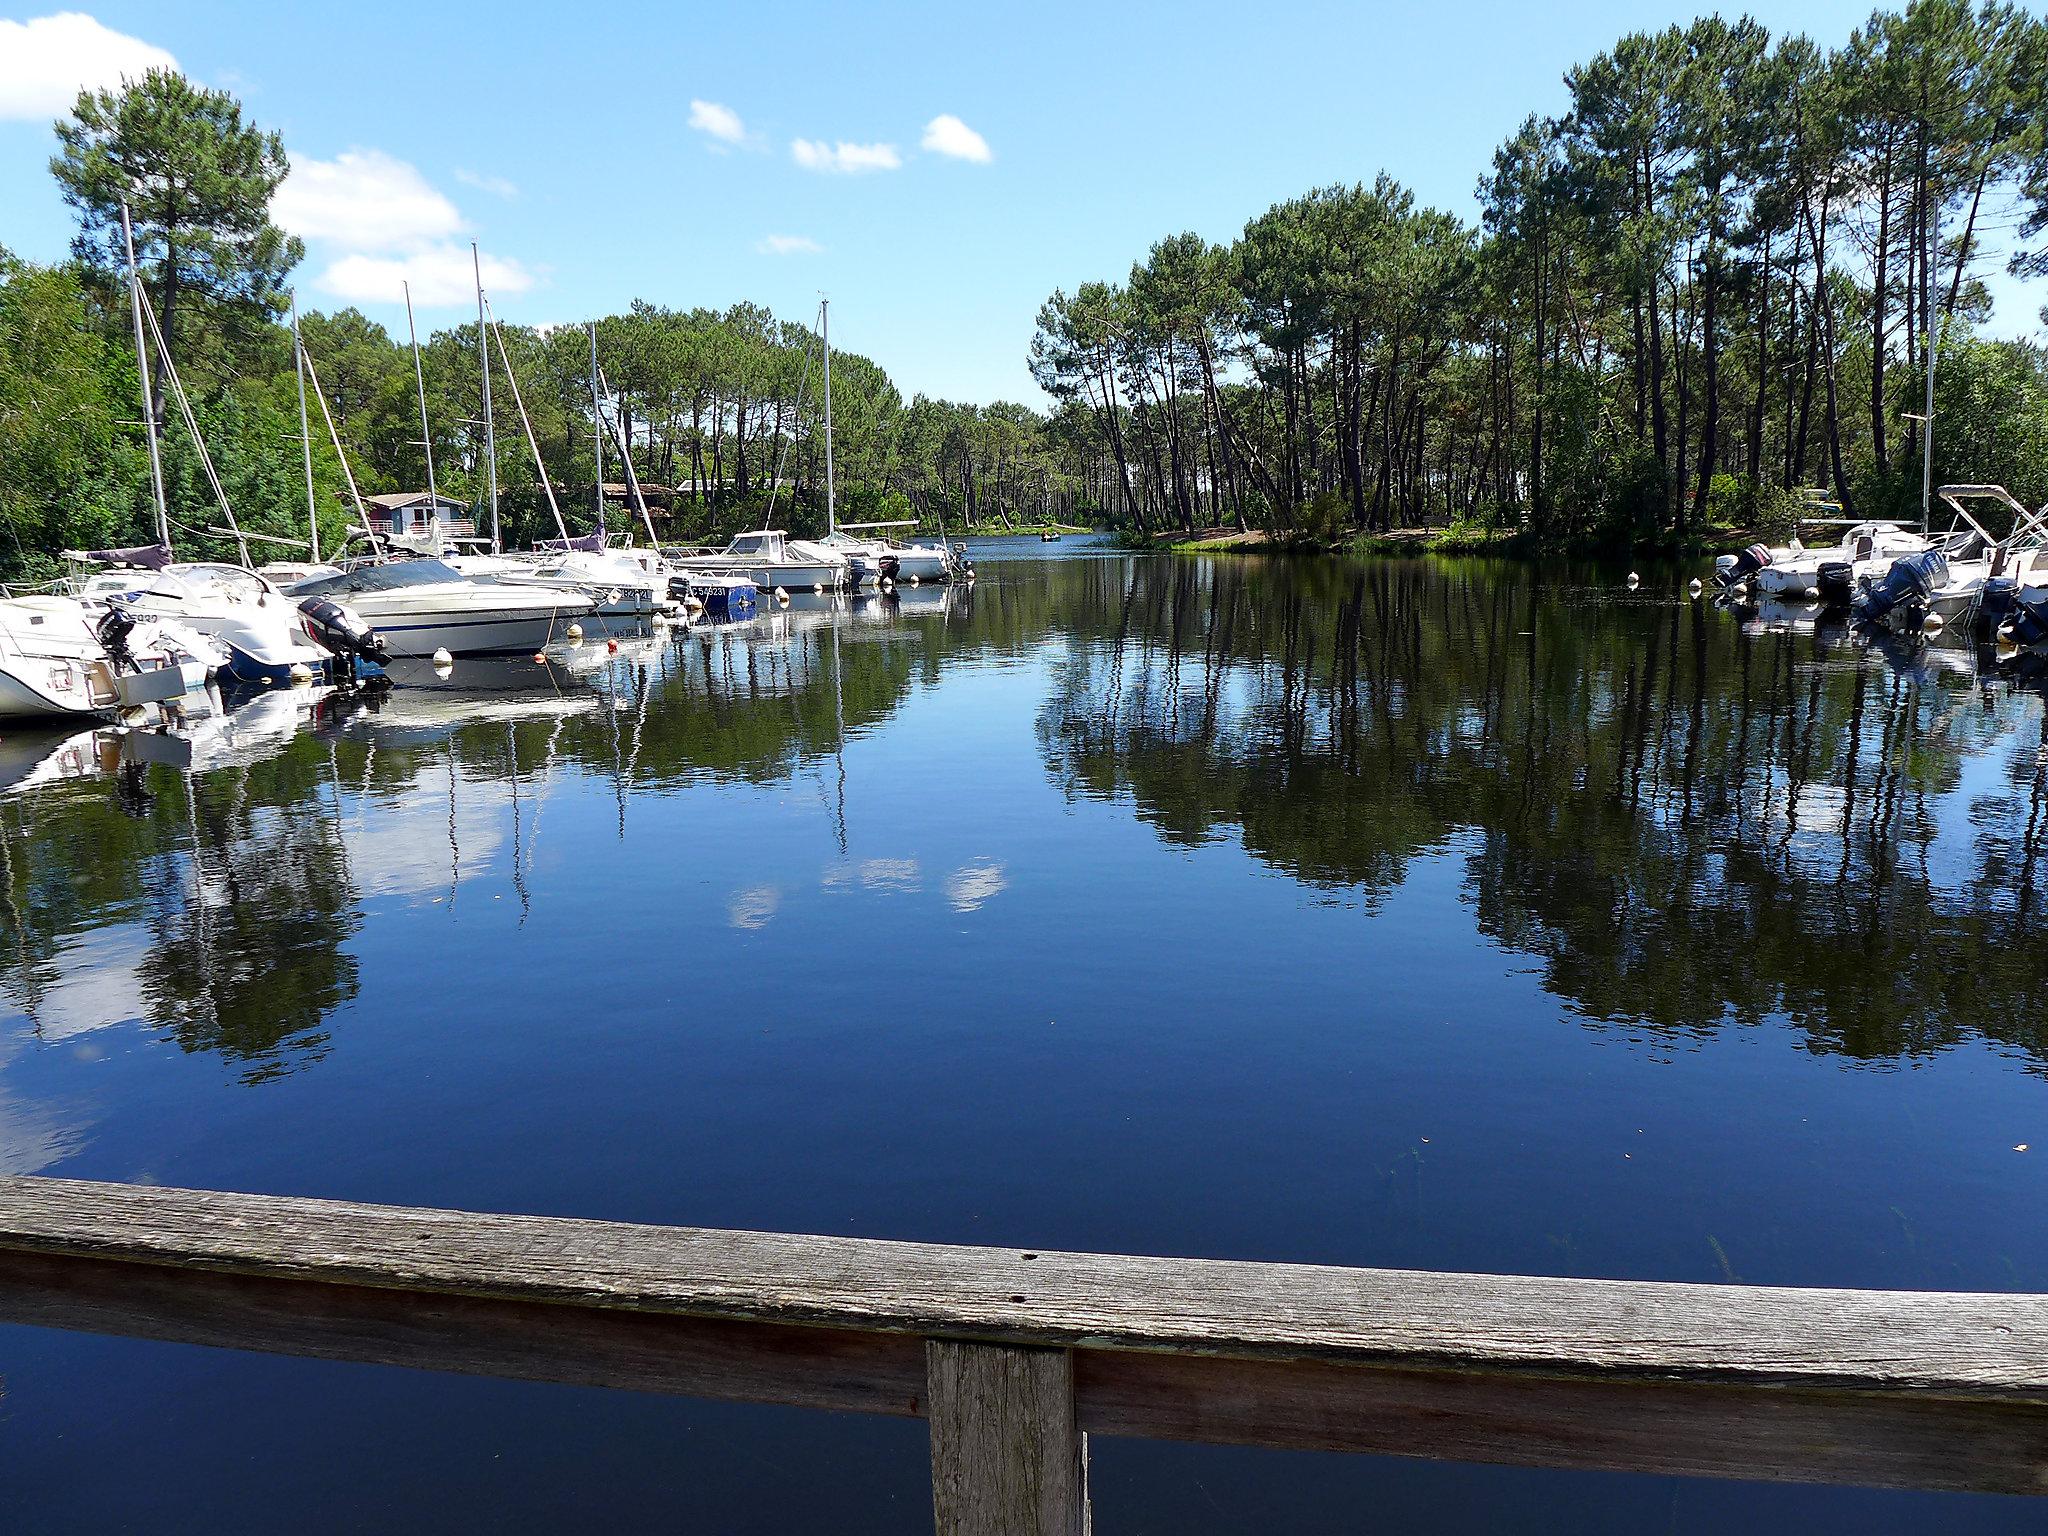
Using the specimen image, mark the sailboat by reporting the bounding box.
[806,300,962,586]
[61,208,347,688]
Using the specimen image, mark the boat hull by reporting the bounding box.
[349,607,591,657]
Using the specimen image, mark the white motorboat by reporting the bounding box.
[1754,523,1928,601]
[1854,487,2048,634]
[69,557,344,684]
[450,543,672,621]
[669,528,850,594]
[288,558,594,657]
[822,524,960,585]
[0,593,218,720]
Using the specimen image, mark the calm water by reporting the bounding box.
[1,539,2045,1532]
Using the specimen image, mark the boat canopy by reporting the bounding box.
[71,542,173,570]
[292,559,466,596]
[534,531,607,553]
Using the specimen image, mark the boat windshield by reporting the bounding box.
[294,559,466,596]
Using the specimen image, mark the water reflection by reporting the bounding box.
[4,559,2045,1089]
[1037,558,2048,1062]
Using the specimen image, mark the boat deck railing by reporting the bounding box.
[1,1176,2043,1531]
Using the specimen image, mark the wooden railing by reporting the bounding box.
[0,1176,2043,1531]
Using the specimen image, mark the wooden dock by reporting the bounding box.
[0,1175,2043,1531]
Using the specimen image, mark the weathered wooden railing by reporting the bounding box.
[0,1176,2044,1530]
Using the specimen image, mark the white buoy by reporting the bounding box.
[813,582,826,594]
[966,568,977,582]
[1688,578,1704,597]
[433,659,453,678]
[881,576,895,592]
[289,662,313,685]
[908,574,921,586]
[775,587,791,605]
[431,648,453,668]
[1922,610,1945,634]
[1626,572,1640,588]
[565,622,584,643]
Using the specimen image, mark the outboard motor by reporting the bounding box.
[1852,549,1947,627]
[94,602,138,672]
[1718,543,1773,589]
[298,596,390,671]
[1980,575,2021,630]
[2002,588,2048,648]
[1815,560,1856,606]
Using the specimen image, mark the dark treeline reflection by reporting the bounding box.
[1036,557,2048,1062]
[7,562,2047,1077]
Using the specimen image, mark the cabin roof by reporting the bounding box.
[364,491,468,511]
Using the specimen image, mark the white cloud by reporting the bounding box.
[688,99,744,144]
[0,12,177,120]
[317,245,533,306]
[756,233,822,256]
[275,148,464,252]
[791,138,900,175]
[921,114,992,164]
[945,860,1008,912]
[454,167,519,199]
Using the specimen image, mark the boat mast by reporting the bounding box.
[119,202,170,549]
[404,280,439,529]
[1920,196,1938,538]
[292,295,319,564]
[589,321,605,538]
[299,341,384,559]
[597,362,663,552]
[485,297,573,546]
[473,243,499,554]
[821,297,836,537]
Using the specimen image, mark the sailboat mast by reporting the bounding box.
[486,298,572,546]
[589,321,604,536]
[1920,196,1938,536]
[120,202,170,548]
[292,295,319,564]
[474,242,499,553]
[404,280,438,520]
[821,297,835,536]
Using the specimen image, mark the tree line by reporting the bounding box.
[1030,1,2048,544]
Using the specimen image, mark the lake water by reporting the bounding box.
[1,539,2044,1532]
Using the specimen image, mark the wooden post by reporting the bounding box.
[927,1341,1089,1536]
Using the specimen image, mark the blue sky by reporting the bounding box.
[1,0,2041,404]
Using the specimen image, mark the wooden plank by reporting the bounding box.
[1076,1351,2048,1496]
[5,1248,2046,1494]
[1,1177,2042,1400]
[928,1342,1088,1536]
[0,1248,928,1417]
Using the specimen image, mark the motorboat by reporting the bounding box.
[1853,487,2048,635]
[668,528,849,594]
[68,555,355,684]
[288,558,594,657]
[1756,523,1928,602]
[449,542,672,621]
[821,523,961,586]
[0,592,220,720]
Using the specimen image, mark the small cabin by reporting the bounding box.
[364,492,475,540]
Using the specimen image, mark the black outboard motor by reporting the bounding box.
[1815,560,1855,605]
[297,596,390,671]
[1980,575,2021,630]
[94,602,138,672]
[1718,542,1773,589]
[2003,588,2048,648]
[1852,549,1947,626]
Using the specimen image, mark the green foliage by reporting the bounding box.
[51,68,300,375]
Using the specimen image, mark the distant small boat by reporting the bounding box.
[1040,531,1061,542]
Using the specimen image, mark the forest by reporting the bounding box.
[3,1,2047,578]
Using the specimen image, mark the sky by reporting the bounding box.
[0,0,2042,405]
